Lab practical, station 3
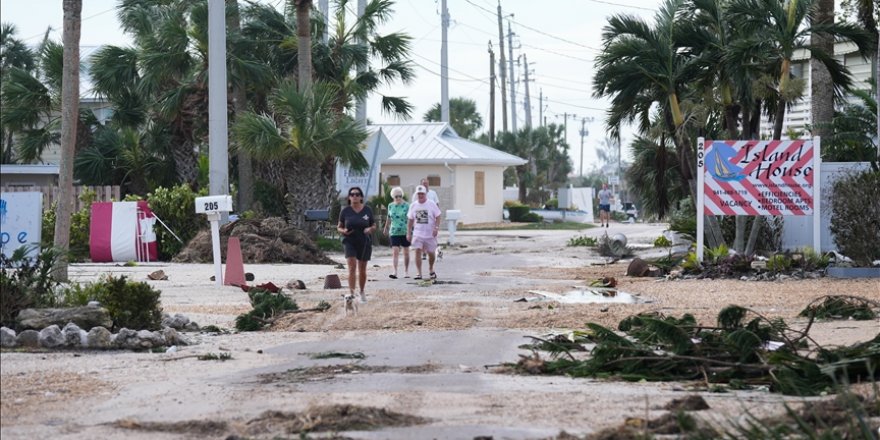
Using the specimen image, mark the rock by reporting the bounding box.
[17,307,112,331]
[245,272,255,281]
[137,330,166,348]
[38,325,65,348]
[1,327,17,348]
[147,270,168,280]
[87,327,113,349]
[162,328,189,346]
[16,329,40,348]
[62,323,87,347]
[162,313,190,330]
[183,321,200,331]
[114,328,138,349]
[286,279,306,290]
[626,258,650,277]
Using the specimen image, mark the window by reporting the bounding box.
[427,175,441,187]
[474,171,485,205]
[386,175,400,186]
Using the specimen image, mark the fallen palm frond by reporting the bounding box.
[513,305,880,396]
[798,295,879,321]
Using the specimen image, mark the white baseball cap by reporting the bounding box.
[415,185,427,194]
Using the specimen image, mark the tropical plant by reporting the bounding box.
[829,170,880,266]
[62,274,164,331]
[0,23,37,163]
[0,246,62,328]
[626,132,683,219]
[424,97,483,139]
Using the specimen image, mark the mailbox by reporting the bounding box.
[195,195,233,214]
[445,210,461,246]
[445,209,461,221]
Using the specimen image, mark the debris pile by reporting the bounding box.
[174,217,337,264]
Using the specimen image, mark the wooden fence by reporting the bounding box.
[0,185,121,212]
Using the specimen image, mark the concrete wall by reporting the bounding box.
[781,162,872,252]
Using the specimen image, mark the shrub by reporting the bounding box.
[521,212,543,223]
[653,235,672,247]
[41,189,96,262]
[829,170,880,266]
[0,246,62,328]
[567,235,598,247]
[795,247,830,271]
[668,199,696,239]
[681,252,702,274]
[766,254,792,272]
[145,184,206,260]
[544,198,558,209]
[62,275,163,330]
[508,205,530,222]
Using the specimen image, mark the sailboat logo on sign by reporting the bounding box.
[706,142,746,181]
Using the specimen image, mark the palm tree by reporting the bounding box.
[423,97,483,139]
[233,80,368,227]
[293,0,313,90]
[54,0,82,281]
[728,0,872,140]
[626,132,682,220]
[0,23,37,163]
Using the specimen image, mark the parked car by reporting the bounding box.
[622,202,638,221]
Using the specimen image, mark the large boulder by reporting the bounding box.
[87,326,113,349]
[16,329,40,348]
[38,325,65,348]
[62,323,88,347]
[17,306,112,331]
[1,327,17,348]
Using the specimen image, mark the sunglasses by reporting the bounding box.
[349,193,363,197]
[393,195,402,199]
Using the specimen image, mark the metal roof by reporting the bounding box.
[1,164,60,175]
[369,122,526,166]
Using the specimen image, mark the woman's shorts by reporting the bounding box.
[389,235,411,247]
[343,237,372,261]
[411,236,438,253]
[599,204,611,212]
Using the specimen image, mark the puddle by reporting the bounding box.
[527,289,640,304]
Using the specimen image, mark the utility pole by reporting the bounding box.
[538,88,543,127]
[497,2,507,132]
[355,0,367,126]
[507,19,517,132]
[522,53,532,128]
[488,41,495,145]
[208,0,228,221]
[578,117,594,177]
[440,0,450,122]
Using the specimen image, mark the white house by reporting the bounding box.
[364,123,526,225]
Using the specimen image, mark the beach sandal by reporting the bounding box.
[430,272,437,280]
[414,275,422,280]
[389,274,398,279]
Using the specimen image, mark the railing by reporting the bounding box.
[0,185,120,212]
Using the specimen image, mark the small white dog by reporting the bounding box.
[342,293,358,316]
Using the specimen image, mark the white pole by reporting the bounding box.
[208,213,223,286]
[208,0,228,220]
[813,136,821,253]
[355,0,367,126]
[696,137,706,262]
[440,0,450,122]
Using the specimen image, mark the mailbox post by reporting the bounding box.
[195,195,233,286]
[445,210,461,245]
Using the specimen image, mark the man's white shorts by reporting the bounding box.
[411,236,438,253]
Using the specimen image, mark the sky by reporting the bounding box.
[1,0,667,173]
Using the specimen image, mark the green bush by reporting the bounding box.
[545,198,558,209]
[653,235,672,247]
[508,205,530,222]
[144,184,206,260]
[62,275,163,331]
[253,180,287,218]
[829,170,880,266]
[766,254,792,272]
[521,212,543,223]
[0,246,62,328]
[567,235,598,247]
[41,189,96,262]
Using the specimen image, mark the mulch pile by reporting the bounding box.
[173,217,337,265]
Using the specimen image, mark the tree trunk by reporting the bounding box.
[744,216,763,256]
[296,0,313,91]
[772,96,786,140]
[54,0,82,282]
[810,0,835,141]
[284,154,333,230]
[517,166,527,203]
[228,0,253,212]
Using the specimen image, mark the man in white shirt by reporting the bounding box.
[413,178,440,207]
[406,185,442,280]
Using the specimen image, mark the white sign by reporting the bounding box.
[0,192,43,259]
[195,195,233,214]
[608,176,620,185]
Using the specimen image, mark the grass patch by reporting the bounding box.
[307,351,366,360]
[316,236,343,252]
[197,352,233,361]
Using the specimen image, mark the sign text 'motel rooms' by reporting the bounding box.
[700,139,815,216]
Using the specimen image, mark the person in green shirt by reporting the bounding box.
[383,186,411,279]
